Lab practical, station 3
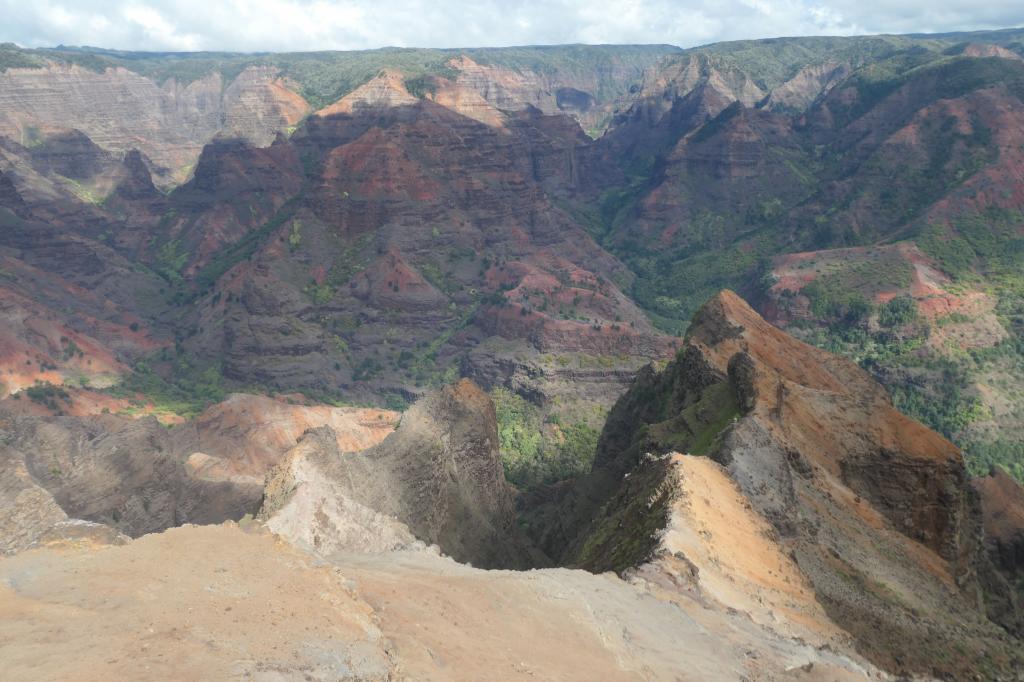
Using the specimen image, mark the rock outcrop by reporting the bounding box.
[974,468,1024,636]
[178,91,675,418]
[261,379,540,568]
[525,290,1024,679]
[0,393,398,542]
[316,70,419,116]
[6,292,1021,680]
[193,393,397,476]
[0,412,259,537]
[0,449,129,556]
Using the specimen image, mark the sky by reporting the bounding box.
[1,0,1023,53]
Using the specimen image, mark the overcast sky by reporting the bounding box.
[2,0,1022,53]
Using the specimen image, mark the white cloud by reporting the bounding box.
[0,0,1021,52]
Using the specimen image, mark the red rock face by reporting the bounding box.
[172,137,305,274]
[973,468,1024,635]
[594,51,1024,267]
[764,242,1007,344]
[525,290,1020,678]
[974,468,1024,564]
[0,38,1023,678]
[2,40,1024,448]
[624,104,806,247]
[0,225,166,397]
[192,393,398,477]
[0,45,960,412]
[166,93,677,406]
[351,250,448,312]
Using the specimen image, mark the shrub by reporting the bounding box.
[25,382,70,410]
[492,387,599,488]
[879,295,919,327]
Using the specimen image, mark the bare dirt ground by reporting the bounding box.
[0,521,884,681]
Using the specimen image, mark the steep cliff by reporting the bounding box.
[169,90,677,423]
[261,379,540,568]
[974,468,1024,636]
[0,63,309,187]
[0,392,397,544]
[524,291,1024,679]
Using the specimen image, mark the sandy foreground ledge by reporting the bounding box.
[0,521,878,681]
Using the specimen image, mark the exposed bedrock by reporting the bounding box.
[520,290,1024,679]
[0,393,397,549]
[261,378,544,569]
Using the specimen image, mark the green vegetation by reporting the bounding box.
[376,300,481,388]
[580,48,1024,481]
[574,456,673,572]
[108,358,227,419]
[799,258,914,324]
[625,236,771,334]
[491,387,600,488]
[154,238,188,284]
[690,101,742,144]
[326,233,374,287]
[60,337,84,362]
[0,43,46,71]
[886,356,988,435]
[681,35,934,93]
[970,440,1024,482]
[193,194,303,292]
[352,356,384,382]
[304,282,334,305]
[918,208,1024,284]
[647,381,740,456]
[59,176,103,205]
[403,74,438,99]
[803,279,872,324]
[570,44,1024,338]
[25,382,70,411]
[878,295,919,327]
[418,260,460,296]
[792,261,1024,484]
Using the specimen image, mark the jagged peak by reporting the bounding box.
[686,291,960,466]
[316,69,418,116]
[691,288,757,328]
[688,289,864,391]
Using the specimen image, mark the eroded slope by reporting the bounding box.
[525,290,1024,679]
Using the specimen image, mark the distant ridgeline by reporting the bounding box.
[0,28,1023,482]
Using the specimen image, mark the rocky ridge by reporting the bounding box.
[0,365,887,682]
[523,291,1024,679]
[2,291,1023,679]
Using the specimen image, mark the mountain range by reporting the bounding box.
[1,27,1024,680]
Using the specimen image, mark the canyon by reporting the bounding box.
[3,291,1023,679]
[2,28,1024,680]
